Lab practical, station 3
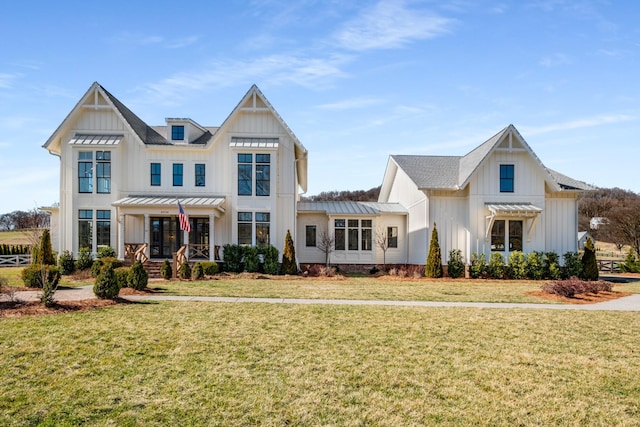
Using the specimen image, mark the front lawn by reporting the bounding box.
[147,274,640,304]
[0,267,92,288]
[1,302,639,425]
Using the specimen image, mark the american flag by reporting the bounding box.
[178,201,191,232]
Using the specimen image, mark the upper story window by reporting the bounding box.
[96,151,111,194]
[150,163,161,186]
[195,164,206,187]
[78,152,93,193]
[237,153,270,197]
[172,125,184,141]
[173,163,183,186]
[500,164,514,193]
[78,151,111,194]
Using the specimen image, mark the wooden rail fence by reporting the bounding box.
[0,254,31,267]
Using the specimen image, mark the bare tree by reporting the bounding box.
[375,228,389,271]
[607,198,640,257]
[317,230,335,267]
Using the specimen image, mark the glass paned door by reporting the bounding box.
[150,217,183,259]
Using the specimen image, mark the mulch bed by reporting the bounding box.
[526,290,632,304]
[0,299,117,318]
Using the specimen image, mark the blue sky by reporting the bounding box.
[1,0,638,213]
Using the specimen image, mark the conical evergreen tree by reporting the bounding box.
[580,237,599,281]
[425,222,443,278]
[39,229,56,266]
[281,229,297,275]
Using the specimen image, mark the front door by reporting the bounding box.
[150,217,183,259]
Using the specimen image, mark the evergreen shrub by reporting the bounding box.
[487,252,506,279]
[262,245,279,275]
[447,249,465,279]
[469,252,486,279]
[223,244,244,273]
[192,262,205,280]
[128,261,148,290]
[114,267,130,288]
[58,250,76,275]
[508,251,527,279]
[425,222,443,278]
[94,264,120,299]
[244,247,260,273]
[178,262,192,280]
[201,261,219,276]
[281,230,298,275]
[160,259,173,280]
[76,247,94,271]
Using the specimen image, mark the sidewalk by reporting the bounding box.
[5,285,640,312]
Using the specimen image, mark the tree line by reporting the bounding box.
[0,209,49,230]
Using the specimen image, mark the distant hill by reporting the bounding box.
[302,186,381,202]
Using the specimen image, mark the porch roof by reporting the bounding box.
[486,203,542,217]
[69,134,123,145]
[298,201,407,216]
[113,196,225,212]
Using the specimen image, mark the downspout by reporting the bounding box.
[294,151,308,268]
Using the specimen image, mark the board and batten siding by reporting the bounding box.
[545,194,579,257]
[427,194,469,265]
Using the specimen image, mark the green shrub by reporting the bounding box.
[525,252,544,280]
[93,264,120,299]
[262,245,279,275]
[425,223,443,278]
[621,249,640,273]
[76,247,94,271]
[33,229,55,266]
[201,261,219,276]
[223,244,244,273]
[192,262,205,280]
[22,265,60,290]
[281,230,298,275]
[508,251,526,279]
[96,246,116,259]
[487,252,506,279]
[447,249,465,279]
[544,252,561,279]
[128,261,148,291]
[581,237,599,281]
[91,257,123,278]
[114,267,130,288]
[244,247,260,273]
[58,250,76,275]
[178,262,192,280]
[562,252,582,279]
[469,252,486,279]
[161,259,173,280]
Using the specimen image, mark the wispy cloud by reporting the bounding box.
[137,53,351,104]
[334,0,455,51]
[111,32,199,49]
[0,73,20,89]
[540,52,571,68]
[521,114,635,135]
[317,97,384,110]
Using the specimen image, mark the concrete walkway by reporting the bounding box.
[5,285,640,312]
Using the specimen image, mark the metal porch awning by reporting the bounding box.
[69,134,123,145]
[113,196,225,213]
[485,203,542,242]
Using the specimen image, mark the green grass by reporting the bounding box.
[0,267,91,288]
[1,302,639,425]
[149,275,640,303]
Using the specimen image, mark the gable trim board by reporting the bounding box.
[43,82,592,269]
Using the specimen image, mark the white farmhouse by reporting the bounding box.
[43,83,592,270]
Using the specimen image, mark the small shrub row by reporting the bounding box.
[222,244,280,274]
[305,264,338,277]
[469,251,578,280]
[0,244,30,255]
[93,260,149,298]
[541,278,612,298]
[389,265,424,279]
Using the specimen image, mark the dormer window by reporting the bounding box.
[171,125,184,141]
[500,164,514,193]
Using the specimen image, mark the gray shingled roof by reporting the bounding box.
[391,125,593,192]
[391,155,461,189]
[298,201,407,215]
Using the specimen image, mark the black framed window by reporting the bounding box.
[150,163,161,186]
[96,210,111,247]
[173,163,183,186]
[335,219,345,250]
[172,125,184,140]
[256,212,270,247]
[306,225,317,247]
[500,164,514,193]
[361,220,372,251]
[256,154,270,196]
[238,154,252,196]
[387,226,398,248]
[78,209,93,250]
[78,152,93,193]
[348,219,359,251]
[238,212,252,245]
[96,151,111,194]
[491,220,505,251]
[195,164,205,187]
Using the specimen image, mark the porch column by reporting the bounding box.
[144,214,150,259]
[118,214,125,261]
[209,214,215,262]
